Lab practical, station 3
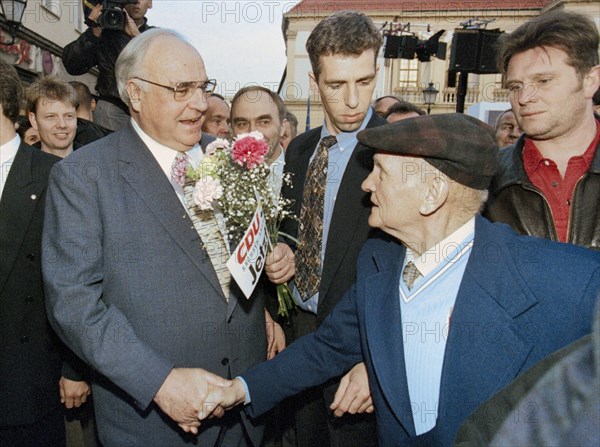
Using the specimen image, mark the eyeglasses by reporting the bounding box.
[133,77,217,101]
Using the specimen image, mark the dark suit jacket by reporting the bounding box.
[43,124,266,446]
[243,216,600,447]
[0,143,63,426]
[281,111,387,325]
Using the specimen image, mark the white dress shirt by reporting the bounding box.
[130,119,203,205]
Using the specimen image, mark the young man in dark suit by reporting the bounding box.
[0,60,89,447]
[265,10,387,446]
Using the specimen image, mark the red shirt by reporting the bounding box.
[523,120,599,242]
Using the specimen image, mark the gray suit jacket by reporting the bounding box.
[43,124,266,446]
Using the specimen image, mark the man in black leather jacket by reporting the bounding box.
[62,0,152,131]
[485,10,600,250]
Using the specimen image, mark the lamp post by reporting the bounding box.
[422,82,439,115]
[0,0,27,45]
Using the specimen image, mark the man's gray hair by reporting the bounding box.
[416,159,489,219]
[115,28,190,108]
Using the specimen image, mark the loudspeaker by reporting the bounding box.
[449,30,479,71]
[447,70,457,88]
[449,29,503,74]
[477,31,502,74]
[384,35,417,59]
[436,42,447,60]
[384,35,400,58]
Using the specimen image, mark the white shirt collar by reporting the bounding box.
[1,134,20,165]
[130,119,203,178]
[405,217,476,278]
[274,146,285,164]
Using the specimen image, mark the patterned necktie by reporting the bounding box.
[402,261,422,291]
[295,135,337,301]
[171,152,189,186]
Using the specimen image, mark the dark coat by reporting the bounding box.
[62,21,152,111]
[0,143,64,425]
[75,117,111,147]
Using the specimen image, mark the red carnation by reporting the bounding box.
[231,132,269,169]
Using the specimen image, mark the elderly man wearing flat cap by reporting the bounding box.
[202,114,600,447]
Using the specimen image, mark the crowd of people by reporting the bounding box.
[0,4,599,447]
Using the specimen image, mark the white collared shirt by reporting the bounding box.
[404,217,476,281]
[130,119,203,205]
[0,134,20,201]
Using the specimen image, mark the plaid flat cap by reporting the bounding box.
[357,113,499,190]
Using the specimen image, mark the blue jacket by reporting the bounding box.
[242,216,600,446]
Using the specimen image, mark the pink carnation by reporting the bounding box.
[231,133,269,169]
[193,176,223,210]
[205,138,230,155]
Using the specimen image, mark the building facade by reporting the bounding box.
[280,0,599,127]
[1,0,96,87]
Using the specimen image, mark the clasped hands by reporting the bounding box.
[154,242,373,435]
[155,362,374,435]
[153,368,246,435]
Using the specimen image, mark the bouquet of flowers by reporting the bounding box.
[186,131,296,318]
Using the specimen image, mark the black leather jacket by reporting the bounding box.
[485,134,600,250]
[62,19,152,112]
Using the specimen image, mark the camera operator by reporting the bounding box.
[62,0,153,131]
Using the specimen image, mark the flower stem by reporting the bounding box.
[276,283,296,319]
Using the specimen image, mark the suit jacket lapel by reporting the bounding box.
[0,144,46,294]
[437,216,536,426]
[320,141,371,298]
[364,242,416,436]
[116,125,224,298]
[284,129,321,225]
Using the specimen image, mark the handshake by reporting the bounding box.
[153,362,374,435]
[153,367,248,435]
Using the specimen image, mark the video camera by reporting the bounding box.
[83,0,137,31]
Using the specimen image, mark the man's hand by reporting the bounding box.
[265,309,286,359]
[59,376,91,409]
[265,243,295,284]
[87,4,103,38]
[153,368,230,435]
[123,10,141,37]
[201,378,247,420]
[330,362,374,417]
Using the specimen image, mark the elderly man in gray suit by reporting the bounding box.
[42,29,266,447]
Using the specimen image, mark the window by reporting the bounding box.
[41,0,60,17]
[76,0,84,31]
[397,59,419,88]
